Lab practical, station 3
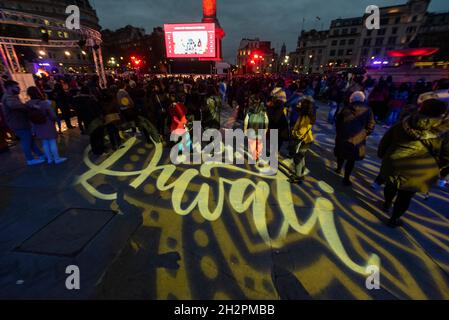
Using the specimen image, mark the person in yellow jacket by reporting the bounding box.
[290,96,316,183]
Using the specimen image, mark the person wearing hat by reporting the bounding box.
[334,91,375,186]
[378,98,449,228]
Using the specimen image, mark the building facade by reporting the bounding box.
[292,0,440,74]
[101,25,167,74]
[0,0,101,73]
[417,11,449,61]
[236,38,276,75]
[356,0,430,67]
[326,17,363,69]
[292,29,330,74]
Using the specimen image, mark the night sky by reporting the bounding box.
[91,0,449,63]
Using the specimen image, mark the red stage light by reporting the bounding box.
[250,60,255,65]
[387,47,439,58]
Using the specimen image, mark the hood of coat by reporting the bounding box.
[402,114,443,140]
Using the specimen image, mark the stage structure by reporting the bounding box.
[0,9,107,88]
[163,0,226,74]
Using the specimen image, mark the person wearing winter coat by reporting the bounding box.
[267,96,289,152]
[335,91,375,186]
[102,90,122,151]
[203,86,221,130]
[116,82,137,133]
[72,86,102,131]
[289,96,316,183]
[148,84,169,135]
[244,93,269,163]
[26,86,67,164]
[368,80,390,122]
[53,80,74,129]
[378,98,449,228]
[169,92,191,153]
[73,86,104,155]
[0,97,10,153]
[1,80,45,166]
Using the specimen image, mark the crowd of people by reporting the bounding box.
[1,71,449,228]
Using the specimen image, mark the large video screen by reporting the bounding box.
[164,23,216,58]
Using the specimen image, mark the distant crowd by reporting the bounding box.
[1,71,449,228]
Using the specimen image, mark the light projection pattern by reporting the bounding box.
[76,136,449,300]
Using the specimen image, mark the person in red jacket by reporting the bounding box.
[169,92,191,153]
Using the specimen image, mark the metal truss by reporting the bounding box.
[0,9,106,88]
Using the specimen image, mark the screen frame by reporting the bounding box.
[164,23,216,59]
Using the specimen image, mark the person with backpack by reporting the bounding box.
[1,81,45,166]
[378,98,449,228]
[117,81,137,134]
[203,85,221,130]
[26,86,67,164]
[334,91,375,186]
[289,96,316,183]
[244,91,269,163]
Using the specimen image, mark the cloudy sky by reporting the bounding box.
[91,0,449,63]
